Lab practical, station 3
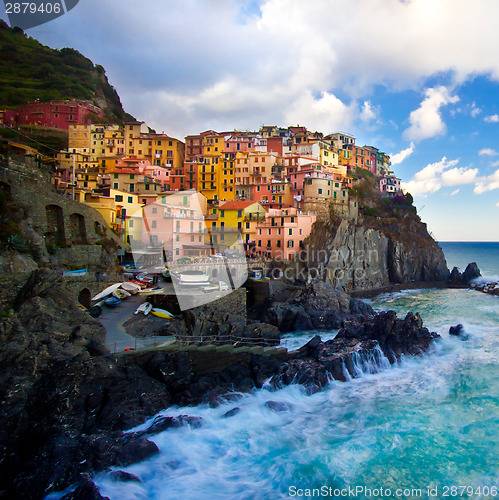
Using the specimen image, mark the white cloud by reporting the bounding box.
[474,170,499,194]
[451,189,460,196]
[25,0,499,136]
[390,142,415,166]
[479,148,498,156]
[360,100,376,122]
[484,114,499,122]
[402,157,478,196]
[284,91,355,133]
[403,87,459,142]
[470,103,482,117]
[490,160,499,167]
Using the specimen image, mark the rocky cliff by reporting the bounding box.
[300,175,450,293]
[317,217,450,291]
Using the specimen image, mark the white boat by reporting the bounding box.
[150,307,174,319]
[176,270,211,286]
[134,302,153,315]
[138,287,165,295]
[120,282,141,294]
[92,283,122,301]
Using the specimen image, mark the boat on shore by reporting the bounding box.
[150,307,174,319]
[175,270,211,287]
[103,296,121,308]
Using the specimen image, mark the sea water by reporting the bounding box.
[53,243,499,499]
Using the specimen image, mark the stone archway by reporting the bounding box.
[78,288,92,309]
[45,204,66,246]
[70,213,87,244]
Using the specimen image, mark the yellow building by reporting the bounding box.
[84,191,119,233]
[218,200,267,246]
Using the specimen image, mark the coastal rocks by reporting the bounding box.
[448,262,481,287]
[264,281,373,332]
[471,281,499,296]
[270,311,439,390]
[127,415,204,439]
[335,310,439,361]
[306,218,450,292]
[449,324,469,340]
[61,478,110,500]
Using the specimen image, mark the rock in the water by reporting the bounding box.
[113,438,159,467]
[109,470,142,483]
[264,401,291,412]
[128,415,204,439]
[462,262,481,283]
[449,324,464,336]
[223,407,241,418]
[449,323,469,340]
[449,262,481,286]
[62,479,109,500]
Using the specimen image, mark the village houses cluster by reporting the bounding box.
[1,100,402,261]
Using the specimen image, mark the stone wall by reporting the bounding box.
[1,155,122,266]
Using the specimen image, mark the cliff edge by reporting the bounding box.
[301,169,449,293]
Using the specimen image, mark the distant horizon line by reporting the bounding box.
[438,240,499,243]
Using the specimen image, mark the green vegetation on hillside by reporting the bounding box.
[0,21,134,123]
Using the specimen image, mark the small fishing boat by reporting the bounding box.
[104,296,121,308]
[150,307,174,319]
[63,268,88,277]
[92,283,123,301]
[138,287,165,295]
[113,289,130,300]
[120,282,141,294]
[134,302,153,315]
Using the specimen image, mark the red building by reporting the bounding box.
[16,100,103,129]
[0,109,17,127]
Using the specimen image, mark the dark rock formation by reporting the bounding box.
[448,262,481,287]
[449,324,469,340]
[0,269,439,499]
[303,217,450,293]
[264,280,373,332]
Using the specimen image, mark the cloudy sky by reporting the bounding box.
[3,0,499,241]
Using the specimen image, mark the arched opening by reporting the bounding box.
[70,213,87,244]
[94,221,103,236]
[78,288,92,309]
[0,181,12,200]
[45,204,66,246]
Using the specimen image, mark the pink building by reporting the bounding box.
[141,198,207,259]
[16,100,103,129]
[254,207,316,260]
[114,157,171,190]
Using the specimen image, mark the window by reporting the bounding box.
[258,240,261,247]
[129,219,134,228]
[318,189,322,194]
[246,222,250,229]
[289,228,292,235]
[128,196,133,203]
[113,182,119,189]
[220,210,225,217]
[145,184,150,190]
[130,174,135,179]
[152,207,157,214]
[237,210,242,218]
[151,221,156,228]
[114,173,118,179]
[115,195,123,202]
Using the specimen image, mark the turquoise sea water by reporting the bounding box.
[51,243,499,499]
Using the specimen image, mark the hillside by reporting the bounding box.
[0,20,134,123]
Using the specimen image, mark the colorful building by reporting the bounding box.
[16,100,103,129]
[254,207,316,260]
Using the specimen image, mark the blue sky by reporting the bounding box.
[3,0,499,241]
